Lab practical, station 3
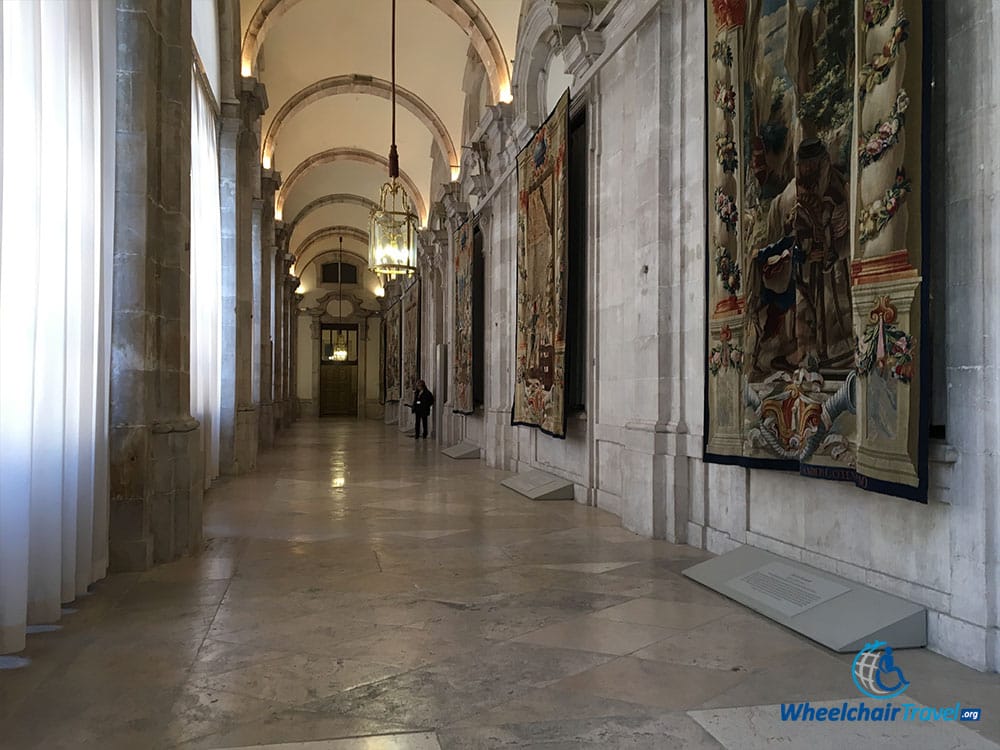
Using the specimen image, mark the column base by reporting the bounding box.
[233,406,259,474]
[109,536,154,573]
[259,401,275,449]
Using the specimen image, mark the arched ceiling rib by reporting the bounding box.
[241,0,520,235]
[241,0,511,102]
[270,95,435,207]
[299,246,372,282]
[295,226,370,260]
[289,202,375,256]
[263,74,459,172]
[277,147,427,226]
[287,193,377,240]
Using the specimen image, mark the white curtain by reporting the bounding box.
[190,71,222,488]
[0,0,113,656]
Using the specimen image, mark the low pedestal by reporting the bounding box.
[683,545,926,652]
[442,442,481,460]
[501,469,575,501]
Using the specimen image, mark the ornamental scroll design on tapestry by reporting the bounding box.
[452,220,474,415]
[512,90,569,438]
[703,0,928,501]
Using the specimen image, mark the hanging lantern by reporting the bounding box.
[368,0,417,279]
[370,181,417,277]
[331,329,349,361]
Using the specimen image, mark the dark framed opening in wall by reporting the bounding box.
[321,262,358,285]
[565,108,588,412]
[319,323,359,417]
[472,225,485,407]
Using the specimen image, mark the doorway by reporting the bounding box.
[320,323,359,417]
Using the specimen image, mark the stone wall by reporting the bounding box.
[422,0,1000,671]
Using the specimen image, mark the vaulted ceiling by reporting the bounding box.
[239,0,520,285]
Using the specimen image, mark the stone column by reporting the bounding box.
[272,229,287,430]
[617,2,700,542]
[218,103,239,473]
[281,270,299,427]
[218,77,266,474]
[306,310,322,417]
[231,78,266,472]
[283,267,299,425]
[258,170,279,447]
[110,0,201,570]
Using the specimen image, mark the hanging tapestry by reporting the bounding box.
[512,90,570,438]
[453,219,475,414]
[378,316,386,404]
[704,0,929,501]
[384,298,402,402]
[402,279,420,396]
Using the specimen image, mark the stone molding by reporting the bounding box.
[512,0,594,138]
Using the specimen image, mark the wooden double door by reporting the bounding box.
[320,324,359,417]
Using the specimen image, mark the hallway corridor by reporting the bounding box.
[1,421,998,749]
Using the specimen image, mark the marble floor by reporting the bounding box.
[1,420,998,749]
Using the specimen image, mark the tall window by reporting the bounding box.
[322,262,358,285]
[0,0,114,655]
[190,68,222,487]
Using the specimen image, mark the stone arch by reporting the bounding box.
[276,147,427,225]
[263,75,459,173]
[241,0,511,102]
[294,226,371,261]
[287,194,378,243]
[512,0,592,132]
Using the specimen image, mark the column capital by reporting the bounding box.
[441,182,469,225]
[239,76,268,122]
[261,168,282,195]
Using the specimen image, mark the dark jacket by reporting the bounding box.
[411,387,435,416]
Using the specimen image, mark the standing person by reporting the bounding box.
[411,379,435,439]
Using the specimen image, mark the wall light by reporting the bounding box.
[374,286,385,298]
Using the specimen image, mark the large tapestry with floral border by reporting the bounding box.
[704,0,929,501]
[452,219,474,415]
[384,298,402,403]
[402,279,420,397]
[512,90,570,438]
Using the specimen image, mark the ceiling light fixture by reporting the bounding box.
[368,0,418,279]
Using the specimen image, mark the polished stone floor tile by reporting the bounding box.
[1,420,997,750]
[437,714,724,749]
[209,732,441,750]
[591,596,734,630]
[631,612,826,671]
[513,613,677,655]
[552,656,751,711]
